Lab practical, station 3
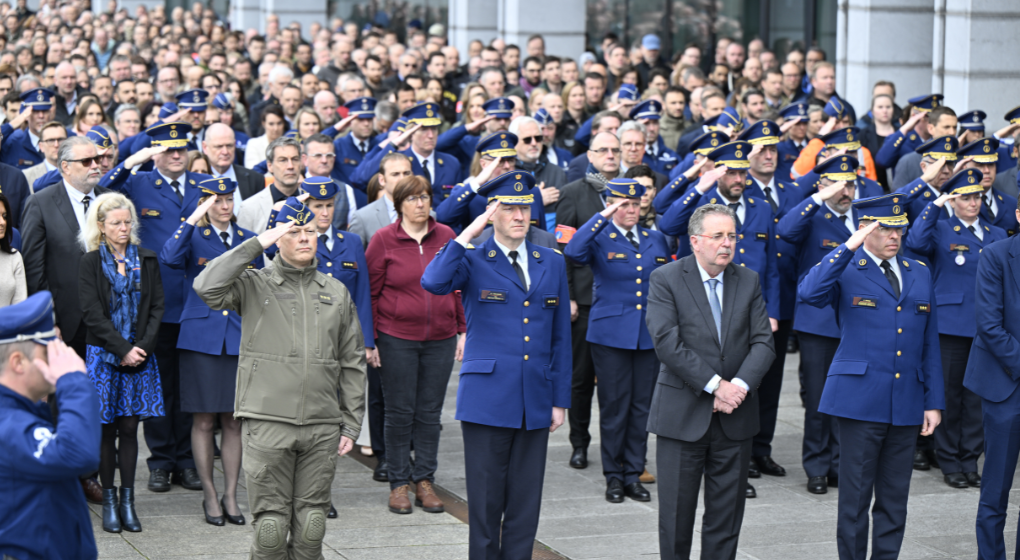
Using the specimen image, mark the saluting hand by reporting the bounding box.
[899,110,926,135]
[682,156,711,180]
[779,116,803,134]
[455,200,501,246]
[186,195,218,225]
[695,164,728,195]
[845,220,881,252]
[934,192,961,208]
[919,156,948,185]
[34,340,86,386]
[392,122,423,147]
[474,154,504,187]
[465,114,495,134]
[257,221,294,249]
[332,113,358,133]
[125,144,169,169]
[952,156,975,175]
[818,116,838,137]
[600,199,627,218]
[816,181,849,202]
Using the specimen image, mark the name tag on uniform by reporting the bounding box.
[607,252,629,261]
[197,257,209,266]
[544,295,560,308]
[341,261,357,269]
[949,244,970,252]
[852,297,877,308]
[18,158,33,167]
[344,158,358,165]
[655,256,668,264]
[141,208,161,218]
[821,239,840,248]
[318,292,333,304]
[916,301,930,314]
[480,289,507,302]
[756,232,768,241]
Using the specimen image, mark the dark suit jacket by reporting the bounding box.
[233,164,264,201]
[52,86,90,126]
[966,234,1020,401]
[78,247,164,359]
[20,183,111,343]
[645,256,775,442]
[556,177,606,306]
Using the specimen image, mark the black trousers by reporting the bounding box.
[462,419,549,560]
[568,304,596,450]
[934,334,983,475]
[143,323,194,471]
[753,319,792,457]
[366,364,385,458]
[591,344,657,485]
[656,415,751,560]
[837,418,917,560]
[799,331,841,478]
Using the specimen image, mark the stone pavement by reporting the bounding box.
[93,351,1013,559]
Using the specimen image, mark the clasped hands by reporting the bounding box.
[712,379,746,414]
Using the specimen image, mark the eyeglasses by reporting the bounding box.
[622,141,646,149]
[67,156,100,166]
[403,194,432,205]
[40,137,65,145]
[590,147,621,156]
[519,135,542,144]
[696,233,737,243]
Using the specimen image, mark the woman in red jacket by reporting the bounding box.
[366,175,466,516]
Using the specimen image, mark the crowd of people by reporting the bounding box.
[2,1,1020,559]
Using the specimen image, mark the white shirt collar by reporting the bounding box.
[213,164,237,183]
[958,216,983,240]
[63,180,94,228]
[613,220,636,239]
[983,190,997,214]
[28,130,40,151]
[318,225,334,251]
[493,236,530,285]
[862,245,900,286]
[695,257,724,283]
[157,169,185,189]
[44,160,57,172]
[211,222,232,246]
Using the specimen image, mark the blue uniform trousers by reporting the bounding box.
[976,383,1020,560]
[799,332,840,478]
[836,418,917,560]
[753,319,793,457]
[462,418,549,560]
[590,344,657,485]
[143,324,195,471]
[934,334,983,475]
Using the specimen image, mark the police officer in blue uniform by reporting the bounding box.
[563,177,670,503]
[794,127,883,201]
[777,102,810,180]
[333,97,379,190]
[0,292,101,560]
[631,100,680,176]
[1,88,53,170]
[100,121,212,492]
[874,93,944,171]
[798,194,944,560]
[905,168,1004,489]
[664,129,724,185]
[421,171,571,560]
[437,96,514,176]
[958,137,1020,237]
[896,136,958,223]
[533,108,572,172]
[370,102,461,207]
[437,131,546,233]
[349,117,412,189]
[957,110,987,146]
[777,155,862,493]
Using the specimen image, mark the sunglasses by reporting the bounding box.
[519,135,542,144]
[67,156,100,166]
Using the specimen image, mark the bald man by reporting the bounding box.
[202,123,264,201]
[53,62,86,125]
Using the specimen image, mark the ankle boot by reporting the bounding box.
[118,487,142,532]
[101,488,121,533]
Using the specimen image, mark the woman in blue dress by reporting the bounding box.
[160,177,263,526]
[79,192,165,534]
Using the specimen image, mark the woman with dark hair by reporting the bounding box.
[243,105,289,169]
[139,101,162,129]
[0,192,26,307]
[365,175,465,515]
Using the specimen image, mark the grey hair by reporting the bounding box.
[375,100,399,122]
[78,192,141,252]
[617,120,647,139]
[689,204,736,237]
[15,73,41,92]
[266,136,302,163]
[268,65,294,83]
[57,136,96,169]
[114,103,140,124]
[508,116,539,136]
[338,73,364,91]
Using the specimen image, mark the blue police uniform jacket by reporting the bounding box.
[435,180,547,234]
[549,145,572,172]
[668,152,699,182]
[653,175,693,212]
[0,161,31,229]
[996,142,1016,175]
[100,164,213,323]
[10,227,20,251]
[659,185,781,319]
[159,221,265,355]
[964,234,1020,402]
[349,141,392,189]
[981,188,1019,237]
[874,129,923,170]
[777,196,858,338]
[798,244,945,425]
[314,228,374,348]
[435,125,478,177]
[563,213,671,350]
[0,373,101,560]
[421,237,572,429]
[1,128,43,169]
[332,133,379,191]
[904,202,1006,338]
[776,139,804,181]
[753,177,809,321]
[646,137,680,176]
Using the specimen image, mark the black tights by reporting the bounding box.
[100,416,139,489]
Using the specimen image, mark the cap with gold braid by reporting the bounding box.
[477,170,537,206]
[908,93,944,112]
[738,120,780,146]
[198,177,237,195]
[820,126,862,151]
[941,168,984,195]
[145,121,193,149]
[690,131,726,155]
[86,126,113,150]
[957,137,999,164]
[274,197,316,226]
[852,193,909,229]
[604,177,645,199]
[345,96,377,119]
[915,135,958,161]
[402,101,442,127]
[705,141,750,170]
[475,131,518,159]
[1005,106,1020,125]
[813,155,860,182]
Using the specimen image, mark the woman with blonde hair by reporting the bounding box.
[294,106,324,140]
[72,96,112,137]
[78,192,165,534]
[187,151,211,174]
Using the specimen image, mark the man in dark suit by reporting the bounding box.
[203,123,264,201]
[645,203,775,560]
[20,136,109,358]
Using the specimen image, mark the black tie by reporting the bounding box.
[728,202,742,229]
[984,194,995,219]
[968,225,977,238]
[319,234,328,250]
[763,186,779,214]
[626,230,640,250]
[880,260,900,299]
[422,160,432,186]
[220,231,230,250]
[359,141,367,156]
[509,250,528,291]
[82,195,90,215]
[171,180,183,203]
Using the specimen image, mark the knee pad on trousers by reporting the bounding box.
[255,514,286,552]
[298,509,326,545]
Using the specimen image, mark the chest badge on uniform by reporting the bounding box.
[544,296,560,307]
[480,289,507,302]
[655,256,667,264]
[488,250,497,258]
[607,252,628,260]
[532,251,540,259]
[916,302,930,313]
[342,261,357,269]
[852,297,877,308]
[317,292,333,304]
[756,232,767,240]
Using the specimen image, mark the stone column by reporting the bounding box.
[261,0,327,40]
[448,0,498,58]
[497,0,586,61]
[229,0,262,35]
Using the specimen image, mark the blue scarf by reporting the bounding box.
[99,243,141,366]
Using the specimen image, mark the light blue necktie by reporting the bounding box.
[707,278,722,343]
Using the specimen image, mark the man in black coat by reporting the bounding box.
[202,123,264,201]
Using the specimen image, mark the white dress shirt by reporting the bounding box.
[694,259,749,394]
[318,225,335,251]
[722,196,746,226]
[862,245,901,292]
[959,216,983,241]
[211,222,233,247]
[753,176,779,209]
[412,148,436,182]
[493,237,530,287]
[63,181,95,229]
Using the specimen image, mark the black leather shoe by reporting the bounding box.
[222,496,246,525]
[605,479,624,503]
[327,504,337,519]
[944,473,969,489]
[753,456,787,477]
[912,449,930,471]
[147,469,170,493]
[926,449,940,469]
[745,484,756,499]
[203,500,225,526]
[101,488,121,533]
[569,448,588,469]
[807,476,828,494]
[965,472,981,488]
[373,459,389,482]
[828,476,839,488]
[624,482,651,502]
[119,488,142,532]
[747,459,761,478]
[173,468,203,490]
[787,336,799,353]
